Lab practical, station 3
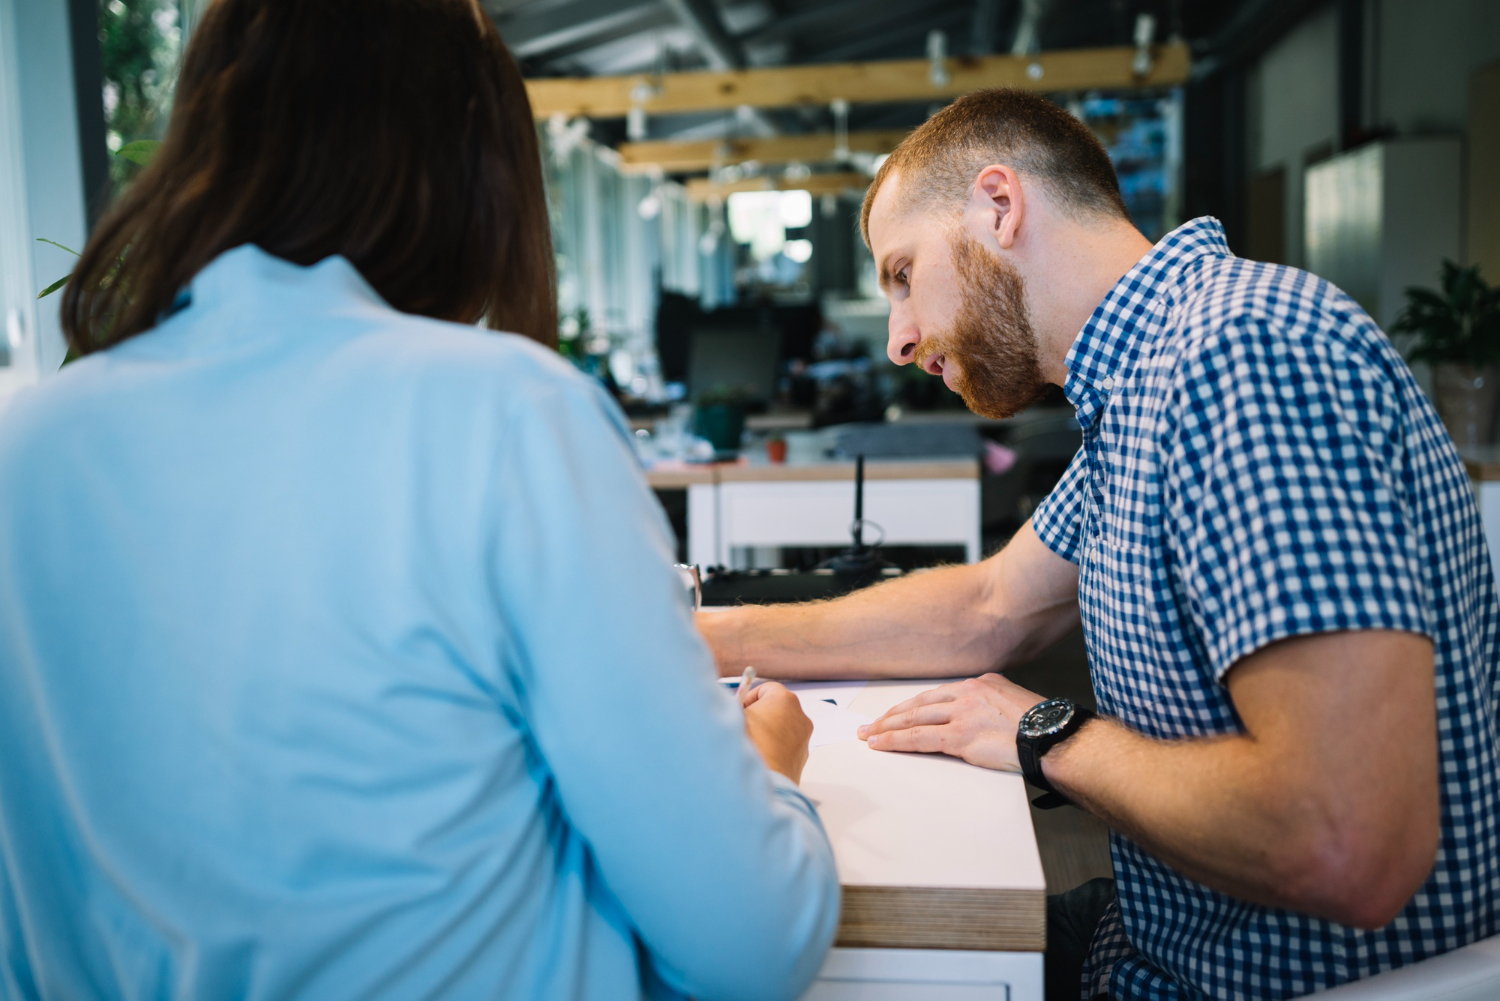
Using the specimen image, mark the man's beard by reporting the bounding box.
[914,232,1048,420]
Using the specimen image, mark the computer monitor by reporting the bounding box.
[687,327,781,407]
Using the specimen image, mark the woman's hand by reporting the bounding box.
[742,682,813,784]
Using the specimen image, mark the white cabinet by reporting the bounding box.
[805,948,1041,1001]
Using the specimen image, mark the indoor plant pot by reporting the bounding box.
[1393,260,1500,448]
[692,402,747,454]
[1430,364,1500,448]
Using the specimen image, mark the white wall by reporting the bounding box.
[1375,0,1500,135]
[1246,0,1500,272]
[1247,4,1339,269]
[0,0,40,394]
[7,0,88,380]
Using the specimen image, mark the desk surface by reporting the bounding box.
[806,680,1047,952]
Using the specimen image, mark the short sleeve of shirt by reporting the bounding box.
[1032,447,1088,563]
[1162,318,1432,678]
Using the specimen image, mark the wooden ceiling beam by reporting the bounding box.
[617,129,911,173]
[525,42,1190,119]
[684,171,870,202]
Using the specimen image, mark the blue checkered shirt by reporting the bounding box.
[1031,218,1500,999]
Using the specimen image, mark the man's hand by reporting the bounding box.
[742,682,813,784]
[858,673,1047,771]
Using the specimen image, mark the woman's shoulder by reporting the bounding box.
[360,315,627,442]
[389,315,566,370]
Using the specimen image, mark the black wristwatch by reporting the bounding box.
[1016,698,1096,809]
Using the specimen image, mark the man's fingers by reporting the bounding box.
[859,703,954,738]
[874,686,960,723]
[864,724,951,755]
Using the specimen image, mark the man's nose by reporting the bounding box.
[887,314,920,366]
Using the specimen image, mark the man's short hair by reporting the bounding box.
[860,88,1130,244]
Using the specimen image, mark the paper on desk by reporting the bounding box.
[718,677,873,747]
[784,680,867,709]
[796,693,875,748]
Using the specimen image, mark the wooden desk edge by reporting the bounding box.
[647,459,980,488]
[644,468,716,488]
[836,884,1046,952]
[1465,458,1500,482]
[717,458,980,483]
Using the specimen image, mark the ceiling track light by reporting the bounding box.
[1132,13,1157,78]
[927,30,950,88]
[831,98,850,163]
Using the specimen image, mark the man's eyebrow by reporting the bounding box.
[876,256,895,292]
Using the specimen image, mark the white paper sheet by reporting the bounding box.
[783,680,868,709]
[718,677,874,748]
[796,693,875,748]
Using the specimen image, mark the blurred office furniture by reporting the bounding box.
[1304,138,1463,327]
[1246,165,1287,264]
[792,679,1046,1000]
[1312,932,1500,999]
[832,421,982,460]
[651,458,981,568]
[1464,450,1500,581]
[1468,62,1500,283]
[697,566,907,606]
[687,328,780,408]
[980,411,1082,546]
[655,292,820,396]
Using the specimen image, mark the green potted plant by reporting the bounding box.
[692,384,750,456]
[1392,260,1500,448]
[36,141,162,367]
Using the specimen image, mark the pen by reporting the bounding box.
[738,666,756,706]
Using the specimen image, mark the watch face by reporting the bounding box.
[1020,699,1075,739]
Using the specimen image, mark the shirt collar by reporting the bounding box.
[1061,217,1232,430]
[186,243,388,318]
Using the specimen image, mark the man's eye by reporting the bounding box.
[897,268,910,286]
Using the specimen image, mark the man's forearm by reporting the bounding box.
[699,563,1003,680]
[1044,719,1307,909]
[697,524,1082,681]
[1043,632,1440,929]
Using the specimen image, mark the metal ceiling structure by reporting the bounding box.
[488,0,1295,143]
[490,0,1214,77]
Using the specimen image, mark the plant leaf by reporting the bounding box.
[36,275,70,299]
[35,237,80,257]
[115,140,161,166]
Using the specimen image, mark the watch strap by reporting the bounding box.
[1018,705,1096,809]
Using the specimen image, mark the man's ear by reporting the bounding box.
[969,164,1024,251]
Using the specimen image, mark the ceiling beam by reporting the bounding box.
[519,8,679,69]
[658,0,784,139]
[661,0,747,70]
[684,171,870,202]
[498,0,657,59]
[618,128,911,173]
[525,41,1191,119]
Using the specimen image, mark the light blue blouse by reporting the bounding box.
[0,247,839,1001]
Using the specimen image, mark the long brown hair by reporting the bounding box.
[62,0,556,354]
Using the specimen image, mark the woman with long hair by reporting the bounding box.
[0,2,838,998]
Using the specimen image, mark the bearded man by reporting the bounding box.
[698,89,1500,1000]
